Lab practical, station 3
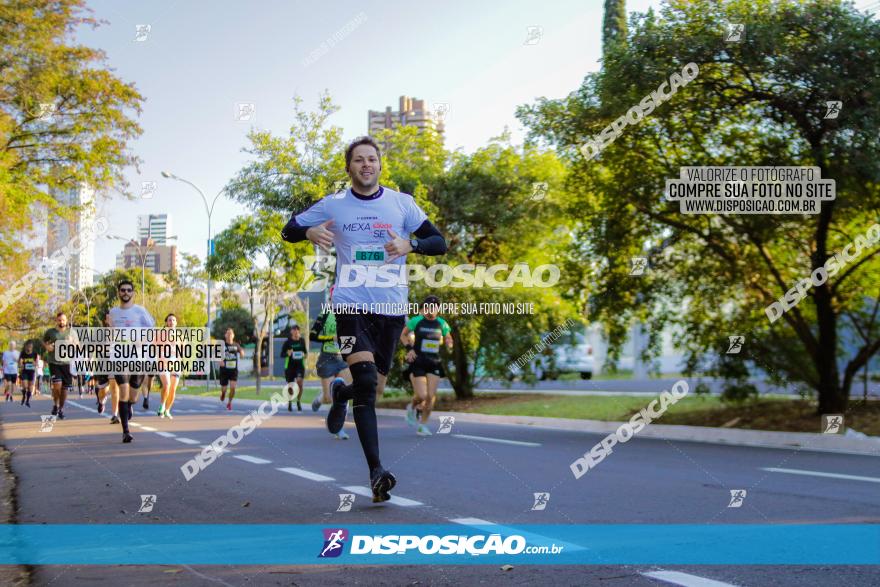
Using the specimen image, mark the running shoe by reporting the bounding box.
[110,415,120,424]
[288,401,292,412]
[405,404,417,427]
[416,424,432,437]
[97,402,104,414]
[297,400,302,412]
[165,410,173,420]
[333,430,350,440]
[57,410,64,420]
[51,405,58,416]
[311,396,321,412]
[226,402,232,411]
[326,377,348,434]
[25,400,30,408]
[122,432,133,443]
[143,396,149,410]
[157,406,165,418]
[370,466,396,503]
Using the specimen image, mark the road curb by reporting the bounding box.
[375,408,880,456]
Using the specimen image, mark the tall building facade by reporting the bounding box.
[45,183,97,296]
[137,214,172,245]
[367,95,446,138]
[115,238,177,275]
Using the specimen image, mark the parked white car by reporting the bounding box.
[532,327,595,380]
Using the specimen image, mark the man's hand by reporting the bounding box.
[384,229,412,263]
[405,350,416,363]
[306,220,335,250]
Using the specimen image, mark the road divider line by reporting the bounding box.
[452,434,541,447]
[155,431,176,438]
[642,570,740,587]
[277,467,335,482]
[140,426,157,432]
[128,422,142,428]
[234,455,272,464]
[341,485,423,507]
[175,438,201,445]
[761,467,880,484]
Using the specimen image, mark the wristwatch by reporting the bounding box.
[409,238,420,253]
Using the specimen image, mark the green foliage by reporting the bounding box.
[212,307,255,345]
[0,0,143,329]
[518,0,880,412]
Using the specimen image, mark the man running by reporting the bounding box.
[309,293,351,440]
[43,312,75,419]
[400,295,453,436]
[218,328,244,410]
[280,325,307,411]
[2,341,19,402]
[282,136,447,502]
[18,341,39,407]
[108,280,155,443]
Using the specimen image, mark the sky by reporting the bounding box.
[75,0,879,273]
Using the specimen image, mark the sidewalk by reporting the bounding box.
[375,407,880,457]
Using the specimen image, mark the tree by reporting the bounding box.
[603,0,628,53]
[517,0,880,413]
[0,0,144,328]
[211,306,256,345]
[425,132,578,397]
[205,209,307,393]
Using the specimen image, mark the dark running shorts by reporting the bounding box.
[334,313,405,376]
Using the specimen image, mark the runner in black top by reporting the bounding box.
[17,341,39,407]
[280,326,308,411]
[219,328,245,411]
[400,295,453,436]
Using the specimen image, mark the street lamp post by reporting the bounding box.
[161,172,226,334]
[108,235,177,304]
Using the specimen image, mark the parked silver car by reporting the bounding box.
[532,327,594,380]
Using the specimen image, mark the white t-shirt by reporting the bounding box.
[295,186,428,315]
[108,304,156,328]
[2,350,20,375]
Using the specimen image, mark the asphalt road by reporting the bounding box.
[1,392,878,586]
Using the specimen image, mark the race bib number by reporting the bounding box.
[292,351,304,359]
[24,362,34,370]
[225,360,237,369]
[421,339,440,353]
[351,244,386,266]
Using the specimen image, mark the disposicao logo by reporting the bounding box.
[319,528,348,558]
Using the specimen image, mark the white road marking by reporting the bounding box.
[761,467,880,484]
[155,431,176,438]
[128,422,142,428]
[642,570,740,587]
[341,485,423,507]
[140,426,158,432]
[449,518,584,552]
[234,455,271,464]
[277,467,335,482]
[175,438,201,445]
[452,434,541,447]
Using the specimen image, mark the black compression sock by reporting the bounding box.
[350,362,381,471]
[127,402,134,419]
[119,401,130,433]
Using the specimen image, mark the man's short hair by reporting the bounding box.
[56,311,66,318]
[291,325,300,331]
[345,136,382,171]
[117,279,134,290]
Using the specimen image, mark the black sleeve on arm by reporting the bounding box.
[412,220,447,256]
[281,213,310,243]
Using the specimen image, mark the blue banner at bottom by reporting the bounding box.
[0,524,876,565]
